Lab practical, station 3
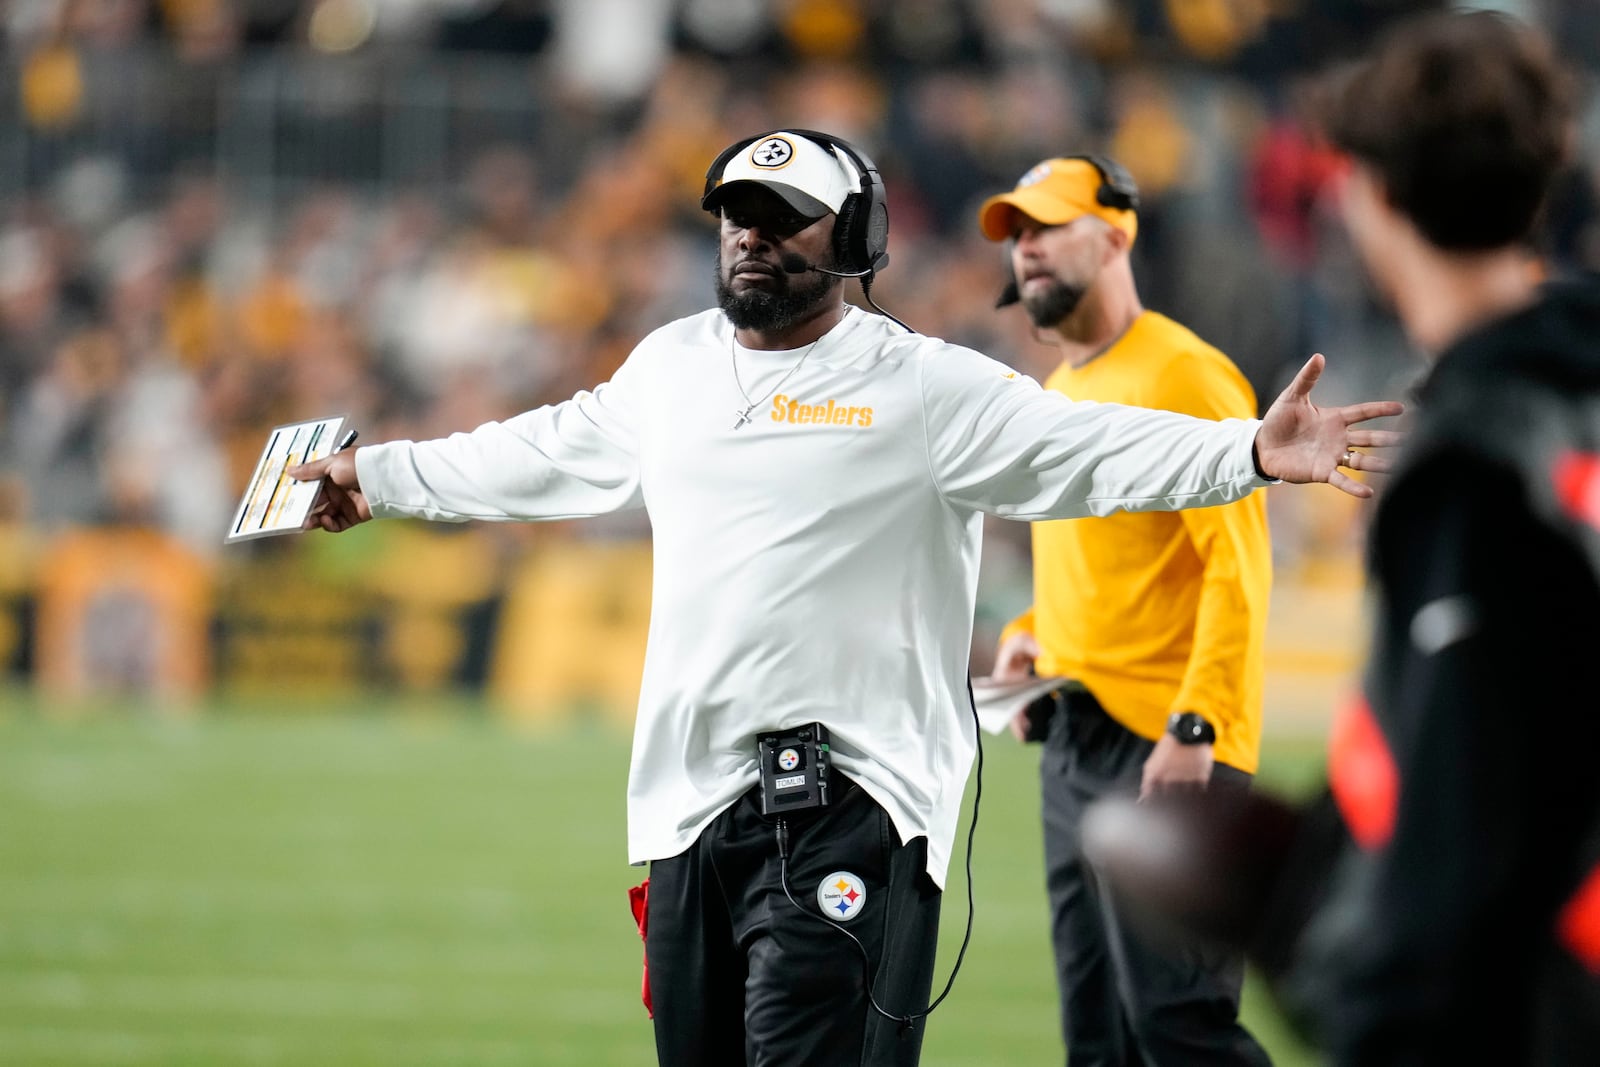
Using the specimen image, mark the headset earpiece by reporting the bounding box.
[1069,154,1140,214]
[833,194,860,272]
[784,128,891,277]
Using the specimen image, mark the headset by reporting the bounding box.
[1073,153,1140,214]
[703,128,891,278]
[996,153,1140,307]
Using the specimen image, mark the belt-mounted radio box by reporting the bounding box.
[756,723,832,815]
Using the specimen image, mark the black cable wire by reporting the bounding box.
[773,677,984,1025]
[860,275,914,334]
[777,834,909,1025]
[920,676,983,1015]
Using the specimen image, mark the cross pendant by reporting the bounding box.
[733,407,754,430]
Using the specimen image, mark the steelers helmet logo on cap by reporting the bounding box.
[1016,162,1052,189]
[751,137,795,169]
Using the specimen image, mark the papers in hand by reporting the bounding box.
[971,673,1068,735]
[226,415,348,543]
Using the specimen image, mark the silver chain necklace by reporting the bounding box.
[730,331,822,430]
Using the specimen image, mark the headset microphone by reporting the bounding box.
[780,252,914,332]
[781,253,915,332]
[780,253,873,279]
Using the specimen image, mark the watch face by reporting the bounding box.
[1170,713,1215,745]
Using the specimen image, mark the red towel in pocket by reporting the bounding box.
[628,879,652,1018]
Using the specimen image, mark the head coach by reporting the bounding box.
[287,128,1401,1066]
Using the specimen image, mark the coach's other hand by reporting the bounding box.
[290,449,370,533]
[1254,354,1404,498]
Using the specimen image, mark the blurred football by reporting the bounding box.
[1080,786,1304,949]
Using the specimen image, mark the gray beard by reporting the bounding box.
[1021,276,1088,329]
[715,254,836,332]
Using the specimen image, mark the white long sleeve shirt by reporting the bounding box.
[357,306,1269,886]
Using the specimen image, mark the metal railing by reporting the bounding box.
[1,45,572,206]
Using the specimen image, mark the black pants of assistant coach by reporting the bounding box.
[645,775,943,1067]
[1042,688,1272,1067]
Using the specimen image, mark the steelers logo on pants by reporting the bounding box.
[816,871,867,922]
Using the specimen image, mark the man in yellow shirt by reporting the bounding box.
[978,157,1273,1065]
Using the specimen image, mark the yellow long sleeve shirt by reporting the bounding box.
[1001,311,1272,772]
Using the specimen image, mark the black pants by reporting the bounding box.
[646,776,943,1067]
[1042,689,1271,1067]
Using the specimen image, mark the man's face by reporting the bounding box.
[1338,164,1402,310]
[714,186,838,332]
[1009,214,1113,329]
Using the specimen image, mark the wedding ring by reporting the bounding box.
[1341,450,1354,467]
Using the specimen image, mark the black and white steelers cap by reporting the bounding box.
[702,132,861,219]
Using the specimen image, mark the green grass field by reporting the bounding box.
[0,701,1328,1066]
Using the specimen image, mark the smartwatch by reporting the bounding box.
[1166,712,1216,746]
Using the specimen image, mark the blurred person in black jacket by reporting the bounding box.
[1082,11,1600,1066]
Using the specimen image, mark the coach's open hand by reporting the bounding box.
[1254,353,1403,498]
[289,450,370,533]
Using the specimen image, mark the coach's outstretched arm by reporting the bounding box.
[927,349,1404,521]
[290,450,368,533]
[1252,353,1402,497]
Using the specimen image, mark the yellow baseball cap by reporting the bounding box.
[977,157,1139,245]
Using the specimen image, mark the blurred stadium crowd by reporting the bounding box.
[1,0,1596,707]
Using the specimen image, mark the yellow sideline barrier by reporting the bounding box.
[490,539,652,727]
[1262,555,1368,737]
[13,514,1363,738]
[36,526,211,703]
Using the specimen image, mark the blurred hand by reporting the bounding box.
[1255,353,1405,498]
[991,631,1041,741]
[992,630,1038,684]
[289,449,370,533]
[1140,734,1214,800]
